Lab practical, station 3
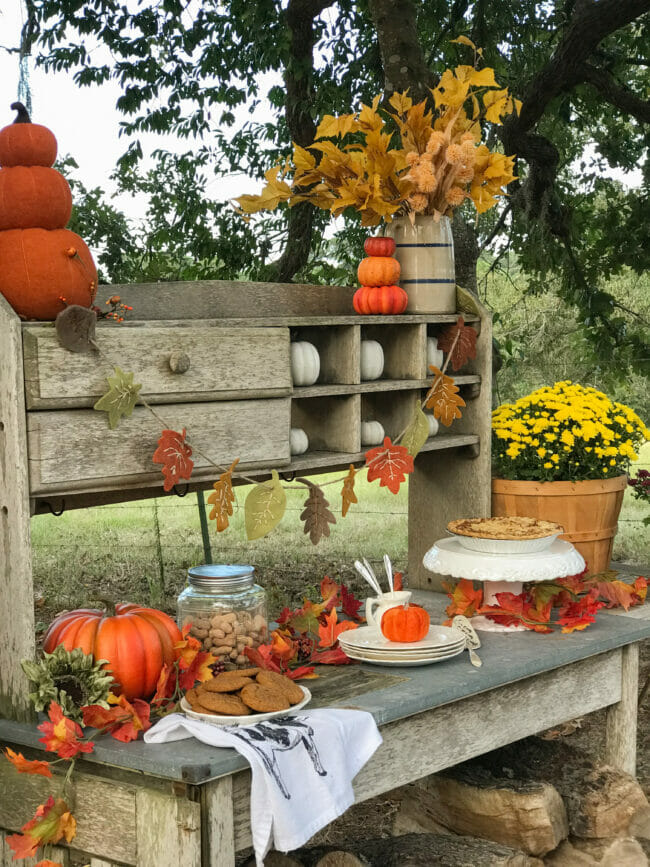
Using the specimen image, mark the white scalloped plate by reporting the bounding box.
[338,624,464,652]
[180,686,311,726]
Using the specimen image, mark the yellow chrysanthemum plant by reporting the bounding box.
[492,382,650,483]
[236,43,520,226]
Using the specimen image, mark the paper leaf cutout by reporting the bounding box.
[55,305,98,353]
[341,464,358,517]
[437,316,477,371]
[93,367,141,429]
[207,458,239,532]
[152,428,194,492]
[245,469,286,540]
[365,436,414,494]
[298,479,337,545]
[425,366,466,426]
[401,401,430,457]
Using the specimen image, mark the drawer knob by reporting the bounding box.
[168,351,191,374]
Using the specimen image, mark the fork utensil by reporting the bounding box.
[451,615,482,668]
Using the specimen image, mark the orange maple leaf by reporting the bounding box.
[35,860,63,867]
[341,464,358,517]
[82,694,152,743]
[320,575,340,611]
[270,630,297,664]
[318,608,358,648]
[37,702,94,759]
[425,367,466,426]
[444,578,483,618]
[437,316,477,371]
[207,458,239,531]
[152,428,194,492]
[174,633,216,690]
[365,437,414,494]
[7,796,76,860]
[4,747,53,778]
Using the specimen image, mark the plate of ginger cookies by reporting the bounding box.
[181,668,311,725]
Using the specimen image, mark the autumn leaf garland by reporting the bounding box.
[89,316,477,544]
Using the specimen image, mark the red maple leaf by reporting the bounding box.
[317,608,358,648]
[174,632,216,690]
[35,860,63,867]
[243,644,283,673]
[309,646,355,665]
[151,662,177,706]
[152,428,194,492]
[480,591,553,633]
[365,437,414,495]
[7,796,76,860]
[557,591,605,633]
[82,694,151,743]
[37,702,94,759]
[320,576,340,611]
[393,571,404,592]
[436,316,477,371]
[340,584,364,620]
[4,747,53,778]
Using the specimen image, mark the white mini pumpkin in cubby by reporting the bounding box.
[290,427,309,455]
[426,413,439,437]
[360,420,385,446]
[290,341,320,386]
[360,339,384,381]
[427,336,444,370]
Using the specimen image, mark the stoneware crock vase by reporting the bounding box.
[386,214,455,313]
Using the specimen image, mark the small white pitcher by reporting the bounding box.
[366,590,412,631]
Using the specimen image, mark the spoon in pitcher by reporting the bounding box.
[451,615,482,668]
[354,559,382,596]
[383,554,394,594]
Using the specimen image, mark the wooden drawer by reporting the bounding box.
[27,398,291,495]
[22,324,291,409]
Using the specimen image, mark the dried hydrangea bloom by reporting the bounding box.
[417,166,437,193]
[456,166,475,184]
[446,186,466,206]
[408,192,429,212]
[406,151,419,165]
[426,130,445,155]
[460,131,475,143]
[445,143,463,164]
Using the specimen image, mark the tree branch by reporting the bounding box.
[579,63,650,123]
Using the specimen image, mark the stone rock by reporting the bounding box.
[599,837,648,866]
[391,783,459,836]
[544,840,598,866]
[409,769,568,855]
[314,852,368,867]
[240,853,303,867]
[629,806,650,839]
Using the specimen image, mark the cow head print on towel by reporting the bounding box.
[226,717,327,799]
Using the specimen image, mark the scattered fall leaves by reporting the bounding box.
[37,702,94,759]
[152,428,194,492]
[3,748,52,778]
[7,796,76,861]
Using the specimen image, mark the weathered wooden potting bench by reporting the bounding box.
[1,281,647,865]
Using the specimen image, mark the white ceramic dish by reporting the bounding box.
[180,685,311,726]
[339,639,465,658]
[338,624,464,652]
[449,532,562,554]
[342,647,464,667]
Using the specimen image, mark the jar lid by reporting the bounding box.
[187,564,255,591]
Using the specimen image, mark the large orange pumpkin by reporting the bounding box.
[357,256,401,287]
[42,603,182,700]
[353,284,408,315]
[0,166,72,230]
[0,102,57,167]
[380,604,430,643]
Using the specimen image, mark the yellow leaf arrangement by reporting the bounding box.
[236,43,520,226]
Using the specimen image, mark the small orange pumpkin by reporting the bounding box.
[353,284,408,315]
[357,255,400,287]
[0,102,57,167]
[43,603,183,701]
[364,236,396,257]
[381,604,430,643]
[0,166,72,230]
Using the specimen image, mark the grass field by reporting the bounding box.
[31,444,650,625]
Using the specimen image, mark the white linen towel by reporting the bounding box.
[144,708,382,865]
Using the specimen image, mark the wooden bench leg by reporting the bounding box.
[135,789,201,866]
[202,776,236,867]
[605,642,639,776]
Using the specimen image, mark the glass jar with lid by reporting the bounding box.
[177,565,267,670]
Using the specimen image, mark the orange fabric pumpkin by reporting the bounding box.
[0,228,97,320]
[0,166,72,230]
[357,256,401,287]
[380,604,430,643]
[0,103,57,167]
[353,284,408,315]
[364,236,396,257]
[43,603,183,701]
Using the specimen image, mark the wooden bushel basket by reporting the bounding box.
[491,475,628,575]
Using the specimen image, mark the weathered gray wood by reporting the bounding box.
[361,323,428,380]
[27,398,291,495]
[230,651,621,851]
[0,761,137,863]
[295,325,360,385]
[0,295,35,722]
[202,775,236,867]
[361,389,422,443]
[291,394,361,454]
[135,789,201,867]
[0,830,70,865]
[408,293,493,590]
[22,325,291,409]
[88,859,121,867]
[294,373,480,399]
[605,642,639,775]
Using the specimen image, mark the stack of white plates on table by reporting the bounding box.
[338,624,465,667]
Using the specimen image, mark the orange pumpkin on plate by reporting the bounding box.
[380,604,430,643]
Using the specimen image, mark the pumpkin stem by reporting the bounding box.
[10,102,31,124]
[94,595,118,616]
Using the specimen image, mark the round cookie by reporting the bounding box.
[256,670,304,705]
[202,673,254,693]
[185,687,202,709]
[240,683,290,713]
[197,691,251,715]
[235,667,261,678]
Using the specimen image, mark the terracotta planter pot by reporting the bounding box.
[491,475,628,575]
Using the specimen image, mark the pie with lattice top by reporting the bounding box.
[447,516,564,540]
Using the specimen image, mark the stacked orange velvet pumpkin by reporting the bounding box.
[353,236,408,315]
[0,102,97,320]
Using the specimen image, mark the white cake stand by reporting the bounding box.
[423,537,586,633]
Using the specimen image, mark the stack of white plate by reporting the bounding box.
[338,624,465,667]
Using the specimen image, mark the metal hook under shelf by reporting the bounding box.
[280,471,296,482]
[172,484,190,497]
[46,499,66,517]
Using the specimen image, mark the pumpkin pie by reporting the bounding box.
[447,516,564,540]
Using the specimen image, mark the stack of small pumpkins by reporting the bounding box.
[0,102,97,320]
[353,236,408,315]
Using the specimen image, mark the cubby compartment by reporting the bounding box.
[291,394,360,455]
[290,325,359,386]
[427,322,482,377]
[360,324,427,381]
[361,389,421,443]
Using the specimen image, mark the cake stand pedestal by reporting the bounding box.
[423,537,586,633]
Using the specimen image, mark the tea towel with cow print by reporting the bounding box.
[145,708,382,865]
